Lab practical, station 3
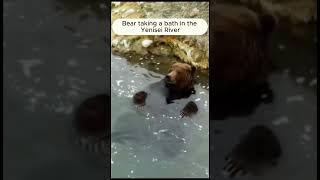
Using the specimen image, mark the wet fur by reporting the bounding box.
[133,63,197,117]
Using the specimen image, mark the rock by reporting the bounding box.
[111,2,209,69]
[123,8,135,17]
[141,39,153,48]
[190,8,200,17]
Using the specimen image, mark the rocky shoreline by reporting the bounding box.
[111,2,209,69]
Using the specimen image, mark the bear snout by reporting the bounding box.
[165,74,176,85]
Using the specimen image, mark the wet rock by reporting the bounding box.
[141,39,153,48]
[111,2,209,69]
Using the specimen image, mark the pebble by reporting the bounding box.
[190,8,200,17]
[111,39,119,46]
[113,2,121,7]
[141,39,153,48]
[123,9,135,17]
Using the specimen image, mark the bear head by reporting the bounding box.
[165,62,196,92]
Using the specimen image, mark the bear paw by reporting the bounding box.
[133,91,148,106]
[180,101,198,118]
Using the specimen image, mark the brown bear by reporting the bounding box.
[165,63,196,94]
[133,62,198,117]
[211,4,276,119]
